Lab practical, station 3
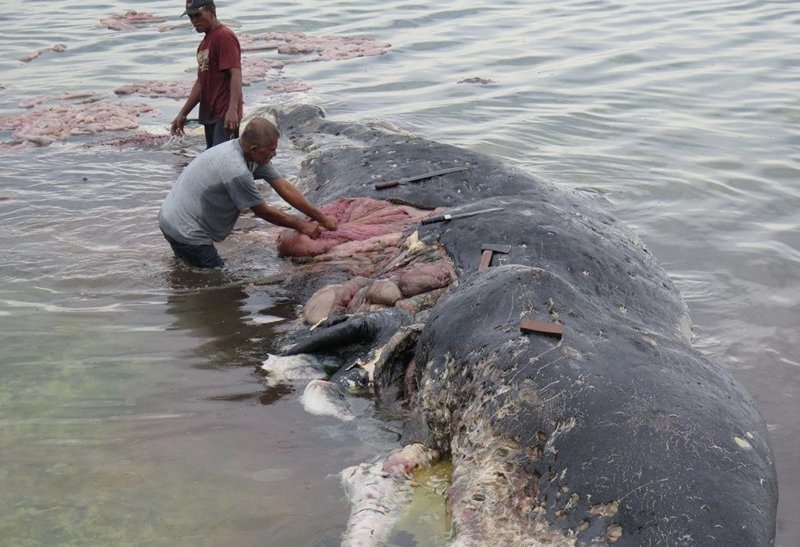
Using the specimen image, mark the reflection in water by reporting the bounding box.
[1,0,798,542]
[163,264,298,405]
[206,384,295,405]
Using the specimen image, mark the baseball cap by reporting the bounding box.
[182,0,215,16]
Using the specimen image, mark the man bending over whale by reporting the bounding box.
[159,117,338,268]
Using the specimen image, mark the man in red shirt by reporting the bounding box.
[171,0,243,148]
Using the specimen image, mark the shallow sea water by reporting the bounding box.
[0,0,798,545]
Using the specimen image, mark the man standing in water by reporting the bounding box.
[159,117,339,268]
[170,0,242,148]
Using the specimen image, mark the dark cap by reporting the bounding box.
[182,0,215,16]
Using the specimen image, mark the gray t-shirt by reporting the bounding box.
[159,139,281,245]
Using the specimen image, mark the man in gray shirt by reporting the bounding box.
[159,117,338,268]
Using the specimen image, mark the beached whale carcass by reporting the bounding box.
[265,104,777,546]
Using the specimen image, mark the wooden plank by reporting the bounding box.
[478,249,493,271]
[520,318,564,338]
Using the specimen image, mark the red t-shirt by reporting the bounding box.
[196,25,243,124]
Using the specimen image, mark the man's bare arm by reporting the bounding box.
[224,68,243,134]
[171,79,201,136]
[250,201,322,238]
[268,178,339,231]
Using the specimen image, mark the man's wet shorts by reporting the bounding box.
[162,232,224,269]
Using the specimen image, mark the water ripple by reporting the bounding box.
[1,0,799,545]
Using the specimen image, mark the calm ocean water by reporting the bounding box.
[1,0,797,545]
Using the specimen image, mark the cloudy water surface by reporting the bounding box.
[0,0,798,545]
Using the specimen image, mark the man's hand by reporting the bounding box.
[297,220,322,239]
[170,114,187,137]
[224,109,239,135]
[319,214,339,231]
